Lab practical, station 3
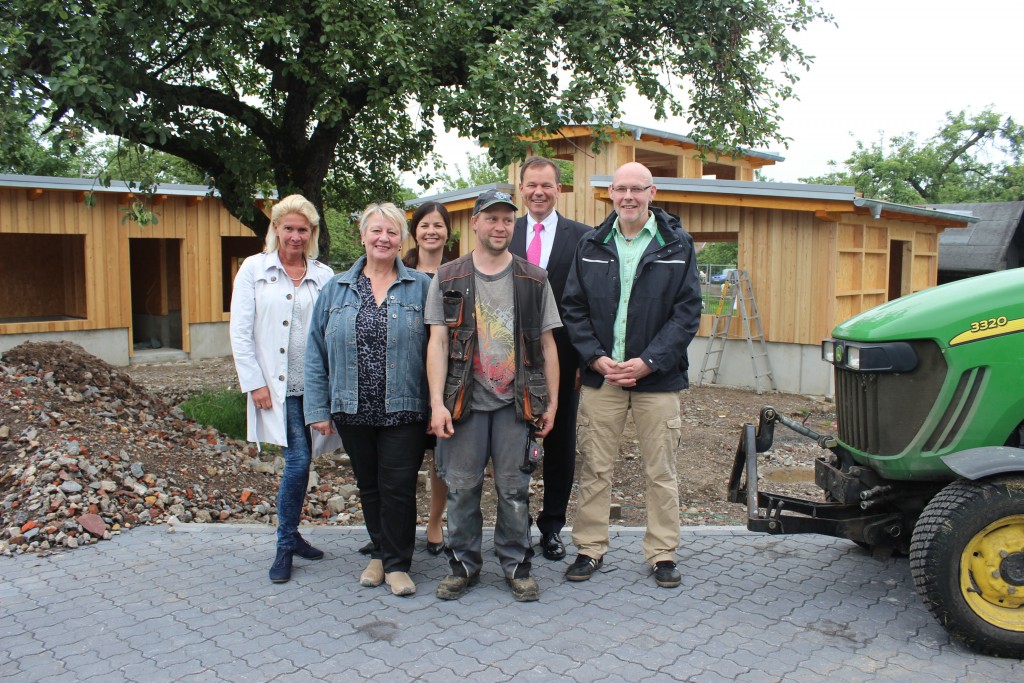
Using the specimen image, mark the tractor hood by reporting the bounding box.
[832,269,1024,348]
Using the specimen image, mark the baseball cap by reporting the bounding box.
[473,189,518,216]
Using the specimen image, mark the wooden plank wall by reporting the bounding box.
[0,188,254,344]
[662,202,837,345]
[833,216,939,328]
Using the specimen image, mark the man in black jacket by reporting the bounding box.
[561,162,703,588]
[510,156,591,561]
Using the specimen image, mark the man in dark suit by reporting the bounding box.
[510,156,591,560]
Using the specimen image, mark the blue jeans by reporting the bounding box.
[276,395,312,551]
[435,405,534,579]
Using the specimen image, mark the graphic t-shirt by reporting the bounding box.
[470,264,516,410]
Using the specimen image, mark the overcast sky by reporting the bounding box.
[428,0,1024,186]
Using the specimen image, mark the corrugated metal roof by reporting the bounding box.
[404,182,514,208]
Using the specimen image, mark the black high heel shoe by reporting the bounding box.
[426,540,446,555]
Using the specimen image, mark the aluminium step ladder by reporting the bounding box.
[697,269,776,395]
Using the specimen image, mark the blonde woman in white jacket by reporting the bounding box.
[230,194,338,584]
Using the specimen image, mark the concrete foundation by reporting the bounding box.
[687,337,833,397]
[0,328,130,366]
[188,322,232,360]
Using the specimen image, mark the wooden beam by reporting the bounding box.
[152,194,169,206]
[641,189,855,214]
[189,195,203,205]
[26,188,43,201]
[120,192,135,205]
[815,211,841,222]
[73,191,87,203]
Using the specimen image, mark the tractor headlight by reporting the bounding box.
[821,340,835,362]
[822,339,918,373]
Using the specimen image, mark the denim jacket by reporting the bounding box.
[304,255,431,425]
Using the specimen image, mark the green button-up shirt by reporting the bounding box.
[606,212,662,361]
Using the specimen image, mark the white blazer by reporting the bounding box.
[229,250,341,455]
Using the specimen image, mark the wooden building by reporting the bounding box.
[0,174,262,365]
[407,124,976,394]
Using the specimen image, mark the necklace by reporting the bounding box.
[288,261,307,283]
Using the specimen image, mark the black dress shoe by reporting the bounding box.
[358,541,374,555]
[269,548,293,583]
[293,534,325,560]
[539,532,566,560]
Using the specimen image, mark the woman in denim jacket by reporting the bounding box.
[305,202,431,597]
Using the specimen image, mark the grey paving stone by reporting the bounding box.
[3,525,1022,681]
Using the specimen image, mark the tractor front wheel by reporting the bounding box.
[910,476,1024,658]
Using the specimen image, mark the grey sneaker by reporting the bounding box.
[506,575,540,602]
[436,572,480,600]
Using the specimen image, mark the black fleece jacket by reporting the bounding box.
[562,207,703,392]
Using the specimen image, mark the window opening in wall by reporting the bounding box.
[633,149,679,178]
[697,240,739,313]
[0,234,86,323]
[702,162,738,180]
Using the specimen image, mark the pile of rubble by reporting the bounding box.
[0,342,362,556]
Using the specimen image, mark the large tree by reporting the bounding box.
[801,108,1024,204]
[1,0,829,255]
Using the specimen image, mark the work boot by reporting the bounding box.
[506,575,540,602]
[269,548,293,584]
[436,572,480,600]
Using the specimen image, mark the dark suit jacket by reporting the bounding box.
[511,212,592,373]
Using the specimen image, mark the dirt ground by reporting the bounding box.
[127,356,836,528]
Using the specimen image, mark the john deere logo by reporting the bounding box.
[835,345,844,363]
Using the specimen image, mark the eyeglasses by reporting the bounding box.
[609,184,653,196]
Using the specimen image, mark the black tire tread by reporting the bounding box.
[909,477,1024,658]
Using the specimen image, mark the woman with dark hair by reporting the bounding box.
[305,202,431,597]
[229,194,339,584]
[403,201,452,554]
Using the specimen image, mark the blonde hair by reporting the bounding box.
[359,202,409,241]
[265,194,321,259]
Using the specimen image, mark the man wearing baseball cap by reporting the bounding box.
[425,189,562,601]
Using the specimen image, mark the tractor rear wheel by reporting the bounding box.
[910,476,1024,658]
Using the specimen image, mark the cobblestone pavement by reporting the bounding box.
[2,525,1021,682]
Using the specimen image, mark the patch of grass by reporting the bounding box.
[180,389,248,441]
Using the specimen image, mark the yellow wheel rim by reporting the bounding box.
[960,514,1024,631]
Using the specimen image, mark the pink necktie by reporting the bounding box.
[527,223,543,265]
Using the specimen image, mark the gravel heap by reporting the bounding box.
[0,342,361,556]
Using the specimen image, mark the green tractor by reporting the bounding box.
[728,268,1024,658]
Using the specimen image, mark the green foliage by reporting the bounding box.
[1,0,830,257]
[800,108,1024,203]
[322,207,365,272]
[180,390,248,441]
[436,153,507,191]
[697,241,737,266]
